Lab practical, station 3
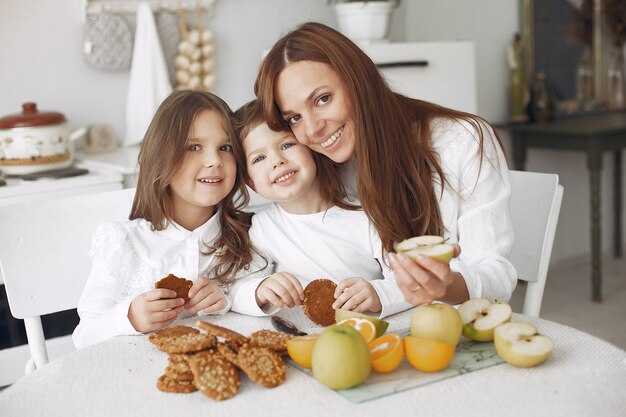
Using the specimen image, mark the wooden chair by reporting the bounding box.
[509,170,564,318]
[0,188,135,374]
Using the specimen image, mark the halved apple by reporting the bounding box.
[396,235,455,265]
[335,309,389,337]
[494,322,554,367]
[459,298,512,342]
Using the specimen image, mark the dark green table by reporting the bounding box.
[509,111,626,302]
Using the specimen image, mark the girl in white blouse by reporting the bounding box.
[73,91,257,349]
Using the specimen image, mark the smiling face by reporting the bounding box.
[274,61,355,163]
[169,109,237,229]
[243,122,321,212]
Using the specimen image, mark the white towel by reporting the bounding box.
[124,2,172,146]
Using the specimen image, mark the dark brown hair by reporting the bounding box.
[232,99,358,211]
[255,22,502,253]
[129,89,254,285]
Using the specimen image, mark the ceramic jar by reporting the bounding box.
[0,102,85,175]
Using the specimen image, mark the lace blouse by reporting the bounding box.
[72,214,230,349]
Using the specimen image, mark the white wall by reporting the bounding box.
[2,0,620,265]
[0,0,404,139]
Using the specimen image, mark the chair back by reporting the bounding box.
[509,170,564,317]
[0,188,135,371]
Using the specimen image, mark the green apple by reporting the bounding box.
[494,322,554,368]
[458,298,512,342]
[334,309,389,337]
[410,303,462,347]
[396,235,455,265]
[312,325,371,389]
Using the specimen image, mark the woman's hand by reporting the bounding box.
[256,272,304,309]
[187,277,228,315]
[332,277,382,314]
[389,245,468,305]
[128,289,185,333]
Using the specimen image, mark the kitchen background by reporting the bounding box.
[2,0,623,265]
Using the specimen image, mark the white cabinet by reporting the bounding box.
[359,41,477,114]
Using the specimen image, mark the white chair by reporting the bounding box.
[509,170,564,318]
[0,188,135,374]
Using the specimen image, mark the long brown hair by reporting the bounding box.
[129,90,254,285]
[232,99,358,211]
[255,22,501,253]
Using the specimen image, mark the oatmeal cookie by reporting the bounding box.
[155,274,193,303]
[156,374,197,393]
[236,344,286,388]
[187,350,240,401]
[302,279,337,326]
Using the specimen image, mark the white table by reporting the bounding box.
[1,310,624,417]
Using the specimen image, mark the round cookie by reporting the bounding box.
[249,329,293,354]
[155,274,193,303]
[303,279,337,326]
[156,374,197,393]
[148,325,199,347]
[188,350,240,401]
[236,345,286,388]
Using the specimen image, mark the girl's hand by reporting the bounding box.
[187,277,228,315]
[332,277,382,314]
[256,272,304,309]
[389,245,463,305]
[128,289,185,333]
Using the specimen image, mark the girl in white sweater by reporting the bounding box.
[73,91,257,349]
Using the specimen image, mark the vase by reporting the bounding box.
[530,72,554,122]
[576,46,594,107]
[607,45,626,111]
[333,2,395,44]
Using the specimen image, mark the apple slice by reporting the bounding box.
[494,322,554,367]
[396,235,444,252]
[335,309,389,337]
[396,235,455,265]
[459,298,512,342]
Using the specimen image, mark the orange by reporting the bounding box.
[336,318,377,343]
[286,334,319,368]
[368,333,404,373]
[404,336,455,372]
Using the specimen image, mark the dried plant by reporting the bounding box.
[605,0,626,46]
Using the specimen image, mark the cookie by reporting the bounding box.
[249,329,293,354]
[237,344,286,388]
[156,332,216,354]
[216,342,240,367]
[187,350,240,401]
[302,279,337,326]
[156,374,197,393]
[148,325,199,347]
[196,320,248,347]
[164,353,194,381]
[155,274,193,303]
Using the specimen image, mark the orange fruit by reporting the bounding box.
[336,318,377,343]
[404,335,455,372]
[368,333,404,373]
[286,334,319,368]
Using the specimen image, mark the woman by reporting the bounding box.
[254,22,516,307]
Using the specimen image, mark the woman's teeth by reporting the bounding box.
[199,178,221,183]
[274,172,295,183]
[321,126,344,148]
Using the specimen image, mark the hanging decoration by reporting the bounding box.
[174,6,216,91]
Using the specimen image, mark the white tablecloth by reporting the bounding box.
[1,310,625,417]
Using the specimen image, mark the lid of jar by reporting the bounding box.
[0,102,67,128]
